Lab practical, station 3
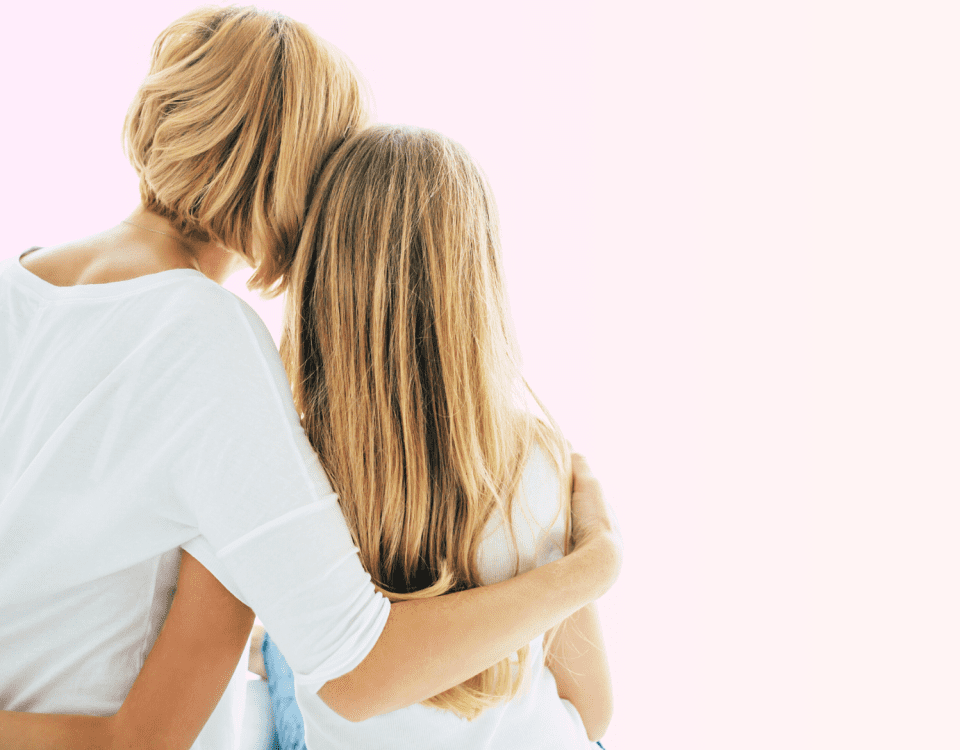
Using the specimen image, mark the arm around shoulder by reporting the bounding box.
[318,451,622,723]
[318,541,617,722]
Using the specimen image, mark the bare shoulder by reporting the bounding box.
[19,242,99,287]
[20,228,190,286]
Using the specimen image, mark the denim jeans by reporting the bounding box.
[261,631,306,750]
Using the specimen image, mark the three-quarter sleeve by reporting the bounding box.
[167,285,390,688]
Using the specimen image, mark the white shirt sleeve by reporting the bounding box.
[166,286,389,689]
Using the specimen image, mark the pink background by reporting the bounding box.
[4,1,960,747]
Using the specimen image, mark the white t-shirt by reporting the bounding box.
[0,255,390,748]
[295,442,594,750]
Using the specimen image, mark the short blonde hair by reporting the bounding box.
[123,5,370,294]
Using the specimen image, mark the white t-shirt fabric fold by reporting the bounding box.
[0,255,389,748]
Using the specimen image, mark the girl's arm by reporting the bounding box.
[0,550,255,750]
[545,603,613,742]
[248,623,268,679]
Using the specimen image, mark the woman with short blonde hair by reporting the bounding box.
[124,4,370,293]
[0,6,620,750]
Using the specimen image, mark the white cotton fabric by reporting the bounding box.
[0,255,389,749]
[295,441,594,750]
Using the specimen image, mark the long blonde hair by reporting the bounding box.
[282,125,571,719]
[123,5,370,294]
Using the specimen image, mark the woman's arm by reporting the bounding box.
[0,455,619,741]
[545,603,613,741]
[319,453,622,721]
[0,551,255,750]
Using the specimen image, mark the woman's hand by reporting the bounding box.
[568,453,623,596]
[249,624,268,679]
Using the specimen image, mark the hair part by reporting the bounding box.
[123,5,371,295]
[282,125,571,719]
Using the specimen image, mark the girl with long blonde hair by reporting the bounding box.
[0,8,620,750]
[269,124,613,749]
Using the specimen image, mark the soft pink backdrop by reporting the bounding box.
[4,2,960,748]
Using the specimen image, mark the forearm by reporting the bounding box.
[320,535,618,721]
[0,713,113,750]
[0,552,255,750]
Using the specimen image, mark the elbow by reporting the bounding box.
[318,688,370,723]
[329,706,371,724]
[318,678,384,723]
[585,712,612,743]
[577,696,613,743]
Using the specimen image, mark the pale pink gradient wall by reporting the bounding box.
[5,2,960,749]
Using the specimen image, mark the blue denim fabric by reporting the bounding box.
[261,631,307,750]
